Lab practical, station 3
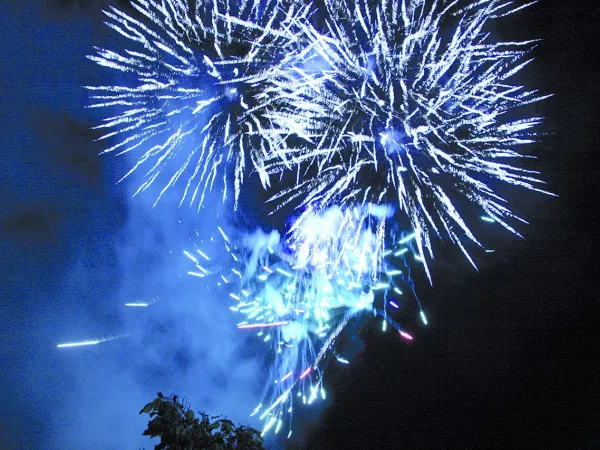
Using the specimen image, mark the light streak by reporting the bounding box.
[237,321,289,329]
[299,368,311,379]
[398,234,416,245]
[196,249,210,261]
[187,271,206,278]
[57,340,102,348]
[399,331,414,341]
[386,270,403,277]
[280,372,293,382]
[57,335,126,348]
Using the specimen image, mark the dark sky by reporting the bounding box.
[1,1,599,449]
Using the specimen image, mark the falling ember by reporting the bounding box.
[299,368,311,379]
[399,331,414,341]
[57,335,127,348]
[280,371,293,382]
[237,321,290,329]
[57,340,101,348]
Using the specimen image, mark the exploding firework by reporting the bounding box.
[186,206,427,435]
[87,0,311,209]
[265,0,553,280]
[83,0,553,440]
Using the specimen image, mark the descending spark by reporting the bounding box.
[399,331,414,341]
[87,0,311,209]
[238,322,290,329]
[265,0,554,281]
[57,335,127,348]
[125,297,158,307]
[57,340,103,348]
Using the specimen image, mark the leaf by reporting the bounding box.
[220,419,234,434]
[186,409,195,422]
[139,402,154,415]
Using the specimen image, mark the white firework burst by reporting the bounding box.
[265,0,554,280]
[87,0,310,209]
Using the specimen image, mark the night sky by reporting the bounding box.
[1,1,599,449]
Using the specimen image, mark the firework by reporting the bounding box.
[82,0,553,440]
[265,0,553,280]
[87,0,310,209]
[187,206,426,435]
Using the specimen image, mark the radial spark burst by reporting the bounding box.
[186,206,427,435]
[87,0,310,208]
[266,0,553,279]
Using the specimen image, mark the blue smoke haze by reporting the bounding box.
[0,2,271,448]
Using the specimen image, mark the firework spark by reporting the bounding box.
[57,334,128,348]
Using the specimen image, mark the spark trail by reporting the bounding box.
[57,334,128,348]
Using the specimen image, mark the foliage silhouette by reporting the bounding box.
[140,393,264,450]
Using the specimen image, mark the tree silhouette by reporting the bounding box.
[140,393,264,450]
